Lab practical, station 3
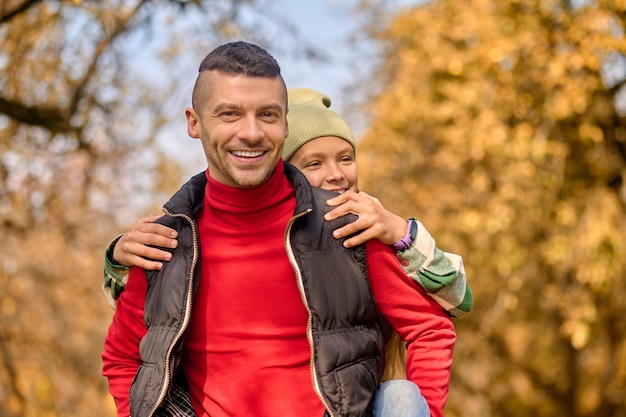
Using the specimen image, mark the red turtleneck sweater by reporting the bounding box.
[102,164,455,417]
[183,164,322,416]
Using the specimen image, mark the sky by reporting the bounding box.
[271,1,366,109]
[273,0,421,119]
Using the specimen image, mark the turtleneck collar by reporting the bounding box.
[202,161,295,227]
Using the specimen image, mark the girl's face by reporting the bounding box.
[288,136,358,193]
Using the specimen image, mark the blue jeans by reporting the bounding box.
[371,380,431,417]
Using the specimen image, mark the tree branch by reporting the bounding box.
[0,1,150,132]
[0,0,45,24]
[68,0,150,116]
[0,96,73,133]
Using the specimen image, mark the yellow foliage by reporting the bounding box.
[358,1,626,416]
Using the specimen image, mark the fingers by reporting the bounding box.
[130,219,178,239]
[113,235,172,270]
[325,191,383,222]
[324,190,408,246]
[332,218,391,248]
[324,194,381,245]
[138,214,163,223]
[120,254,166,271]
[326,191,382,209]
[111,215,179,269]
[125,217,178,251]
[342,231,375,248]
[324,203,355,222]
[325,199,380,229]
[326,190,359,207]
[121,239,174,262]
[126,228,178,249]
[332,219,387,247]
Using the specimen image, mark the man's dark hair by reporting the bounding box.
[192,41,286,110]
[199,41,281,77]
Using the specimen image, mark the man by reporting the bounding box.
[104,89,471,320]
[102,41,455,417]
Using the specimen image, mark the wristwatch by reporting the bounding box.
[390,218,418,252]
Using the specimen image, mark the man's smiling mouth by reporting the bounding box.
[231,150,264,158]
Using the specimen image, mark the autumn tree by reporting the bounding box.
[357,1,626,416]
[0,1,320,415]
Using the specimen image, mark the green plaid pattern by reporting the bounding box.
[102,235,130,310]
[397,220,472,318]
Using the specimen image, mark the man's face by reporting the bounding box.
[186,71,288,188]
[288,136,358,193]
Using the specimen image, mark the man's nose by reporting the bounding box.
[238,116,265,142]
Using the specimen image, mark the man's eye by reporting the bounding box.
[260,111,280,120]
[305,161,321,168]
[219,111,239,121]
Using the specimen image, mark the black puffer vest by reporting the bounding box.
[130,164,385,417]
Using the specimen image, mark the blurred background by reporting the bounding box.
[1,1,625,416]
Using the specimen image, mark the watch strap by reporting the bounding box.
[391,218,418,252]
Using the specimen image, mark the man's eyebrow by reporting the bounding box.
[258,103,285,114]
[211,102,284,114]
[212,103,242,113]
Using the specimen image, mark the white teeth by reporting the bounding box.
[232,150,264,157]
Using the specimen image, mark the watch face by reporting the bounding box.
[409,219,418,241]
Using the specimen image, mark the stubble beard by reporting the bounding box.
[205,148,278,189]
[229,163,276,188]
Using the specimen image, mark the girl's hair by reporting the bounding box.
[381,331,407,381]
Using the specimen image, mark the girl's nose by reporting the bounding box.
[327,165,345,181]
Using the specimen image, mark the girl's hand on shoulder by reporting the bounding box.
[325,191,407,248]
[112,214,179,270]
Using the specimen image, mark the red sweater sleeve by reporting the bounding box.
[102,267,148,417]
[366,239,456,417]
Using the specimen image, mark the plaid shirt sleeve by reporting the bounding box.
[102,235,130,310]
[396,220,473,318]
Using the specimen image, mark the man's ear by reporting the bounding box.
[186,107,200,139]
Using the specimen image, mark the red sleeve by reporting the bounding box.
[366,239,456,417]
[102,267,148,417]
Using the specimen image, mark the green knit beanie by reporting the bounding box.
[282,88,356,162]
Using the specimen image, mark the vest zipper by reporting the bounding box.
[147,210,199,417]
[284,208,335,417]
